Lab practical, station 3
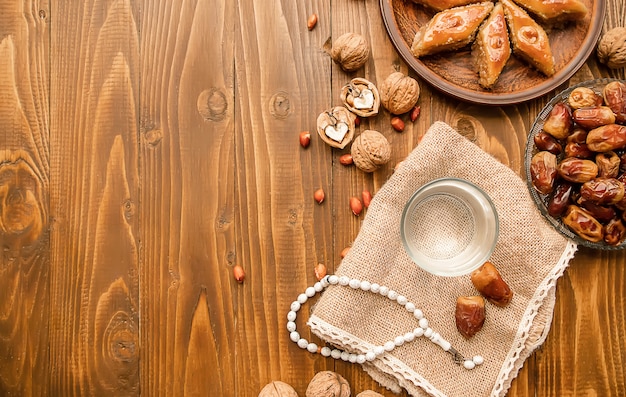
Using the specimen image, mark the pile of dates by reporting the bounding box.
[530,80,626,246]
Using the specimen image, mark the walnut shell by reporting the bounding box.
[330,33,370,72]
[379,72,420,115]
[259,381,299,397]
[356,391,384,397]
[340,78,380,118]
[597,27,626,69]
[316,106,356,149]
[350,130,391,173]
[306,371,350,397]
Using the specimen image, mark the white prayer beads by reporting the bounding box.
[287,274,484,370]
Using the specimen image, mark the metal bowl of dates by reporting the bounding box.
[525,78,626,250]
[400,178,499,277]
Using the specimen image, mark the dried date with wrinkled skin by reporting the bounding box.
[548,182,574,217]
[596,151,620,178]
[567,127,588,144]
[531,151,558,194]
[587,124,626,152]
[534,131,562,155]
[577,199,616,222]
[580,177,625,205]
[603,81,626,123]
[558,157,598,183]
[455,296,485,339]
[568,86,603,109]
[562,205,604,243]
[543,102,573,140]
[470,261,513,307]
[572,106,616,130]
[604,218,626,245]
[565,141,593,159]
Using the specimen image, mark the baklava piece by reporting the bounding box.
[511,0,588,23]
[410,0,484,12]
[411,1,494,58]
[502,0,555,76]
[472,3,511,89]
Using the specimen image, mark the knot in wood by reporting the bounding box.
[197,88,228,121]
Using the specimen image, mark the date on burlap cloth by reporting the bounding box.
[308,122,577,396]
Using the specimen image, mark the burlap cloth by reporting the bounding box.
[309,122,578,397]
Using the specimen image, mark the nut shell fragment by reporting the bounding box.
[340,78,380,118]
[316,106,356,149]
[350,130,391,172]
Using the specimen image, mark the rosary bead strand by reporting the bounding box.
[287,274,484,370]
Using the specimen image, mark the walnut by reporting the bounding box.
[350,130,391,173]
[316,106,356,149]
[597,27,626,69]
[356,391,384,397]
[330,33,370,72]
[258,381,299,397]
[306,371,350,397]
[340,78,380,118]
[379,72,420,115]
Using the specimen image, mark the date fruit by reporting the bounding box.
[587,124,626,152]
[577,199,616,222]
[564,142,593,159]
[534,131,562,155]
[605,218,626,245]
[548,182,574,217]
[455,296,485,339]
[580,177,625,205]
[572,106,616,130]
[568,86,603,109]
[603,81,626,123]
[530,151,558,194]
[543,102,572,140]
[470,261,513,307]
[562,205,604,243]
[557,157,598,183]
[596,151,620,178]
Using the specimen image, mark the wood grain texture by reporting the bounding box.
[49,0,140,394]
[1,0,625,396]
[139,0,236,395]
[0,0,50,395]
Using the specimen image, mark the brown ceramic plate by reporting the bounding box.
[380,0,606,105]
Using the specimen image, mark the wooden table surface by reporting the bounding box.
[1,0,625,396]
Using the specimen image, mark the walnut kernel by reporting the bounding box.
[350,130,391,173]
[316,106,356,149]
[340,77,380,118]
[306,371,350,397]
[597,27,626,69]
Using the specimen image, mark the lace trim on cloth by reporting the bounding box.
[491,240,577,396]
[308,240,578,397]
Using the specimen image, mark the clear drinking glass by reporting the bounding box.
[400,178,499,277]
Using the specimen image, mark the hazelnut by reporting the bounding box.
[306,371,350,397]
[330,33,370,72]
[259,380,299,397]
[316,106,356,149]
[379,72,420,115]
[350,130,391,173]
[597,27,626,69]
[340,78,380,118]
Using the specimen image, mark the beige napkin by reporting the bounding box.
[309,122,577,397]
